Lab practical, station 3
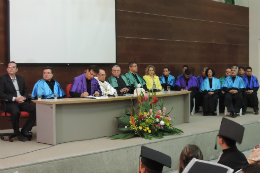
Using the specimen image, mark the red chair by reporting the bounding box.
[66,84,72,98]
[0,101,31,142]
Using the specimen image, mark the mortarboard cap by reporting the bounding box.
[182,158,234,173]
[218,118,245,144]
[140,146,171,172]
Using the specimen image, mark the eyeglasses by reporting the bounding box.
[130,66,137,67]
[43,72,52,75]
[112,70,120,72]
[8,66,16,69]
[99,74,107,77]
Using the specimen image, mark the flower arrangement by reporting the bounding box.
[109,92,183,140]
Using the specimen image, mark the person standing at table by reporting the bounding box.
[107,65,133,94]
[195,67,208,113]
[69,65,101,97]
[159,67,175,91]
[0,61,36,141]
[242,67,259,115]
[94,69,116,96]
[143,65,162,91]
[222,66,245,118]
[175,69,198,113]
[124,61,148,91]
[177,65,189,80]
[31,66,65,99]
[200,68,221,116]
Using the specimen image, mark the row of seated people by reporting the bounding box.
[0,61,258,141]
[139,118,260,173]
[32,62,259,119]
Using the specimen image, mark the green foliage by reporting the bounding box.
[109,91,184,140]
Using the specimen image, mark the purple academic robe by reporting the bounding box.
[175,75,198,90]
[70,73,101,95]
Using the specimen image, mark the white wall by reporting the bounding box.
[248,0,260,99]
[235,0,249,7]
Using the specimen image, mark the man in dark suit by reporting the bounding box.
[0,61,36,141]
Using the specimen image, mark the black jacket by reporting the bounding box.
[0,74,29,102]
[218,146,248,172]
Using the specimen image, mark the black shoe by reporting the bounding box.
[203,112,209,116]
[17,135,26,142]
[211,112,217,116]
[21,129,32,136]
[242,112,246,115]
[232,112,238,118]
[254,111,259,115]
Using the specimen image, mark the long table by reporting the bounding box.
[33,91,190,145]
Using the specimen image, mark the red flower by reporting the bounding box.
[138,95,145,106]
[130,112,135,125]
[139,116,144,119]
[150,95,159,107]
[154,115,161,119]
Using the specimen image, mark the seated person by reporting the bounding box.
[69,65,101,97]
[159,67,175,90]
[0,61,36,141]
[175,69,198,113]
[31,66,65,99]
[239,67,246,78]
[242,67,259,115]
[195,67,208,113]
[107,65,133,94]
[177,65,188,80]
[178,144,203,173]
[138,146,171,173]
[247,144,260,165]
[217,118,248,172]
[94,69,116,96]
[143,65,162,91]
[124,61,148,91]
[200,68,221,116]
[219,68,232,113]
[222,66,245,118]
[241,164,260,173]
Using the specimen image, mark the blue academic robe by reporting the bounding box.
[31,79,65,98]
[242,75,259,89]
[222,76,245,89]
[159,74,175,87]
[200,77,221,92]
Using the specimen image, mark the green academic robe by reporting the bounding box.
[107,75,130,88]
[124,71,146,88]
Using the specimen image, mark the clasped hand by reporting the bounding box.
[246,90,253,94]
[81,91,100,97]
[15,96,26,103]
[229,90,238,94]
[120,88,129,93]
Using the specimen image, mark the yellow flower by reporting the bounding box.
[144,129,147,132]
[139,126,142,130]
[146,119,148,122]
[146,127,149,130]
[144,112,148,115]
[166,123,169,126]
[148,130,151,133]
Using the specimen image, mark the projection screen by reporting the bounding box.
[9,0,116,64]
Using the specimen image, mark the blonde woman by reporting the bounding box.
[143,65,162,91]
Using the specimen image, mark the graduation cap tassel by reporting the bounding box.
[214,135,218,150]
